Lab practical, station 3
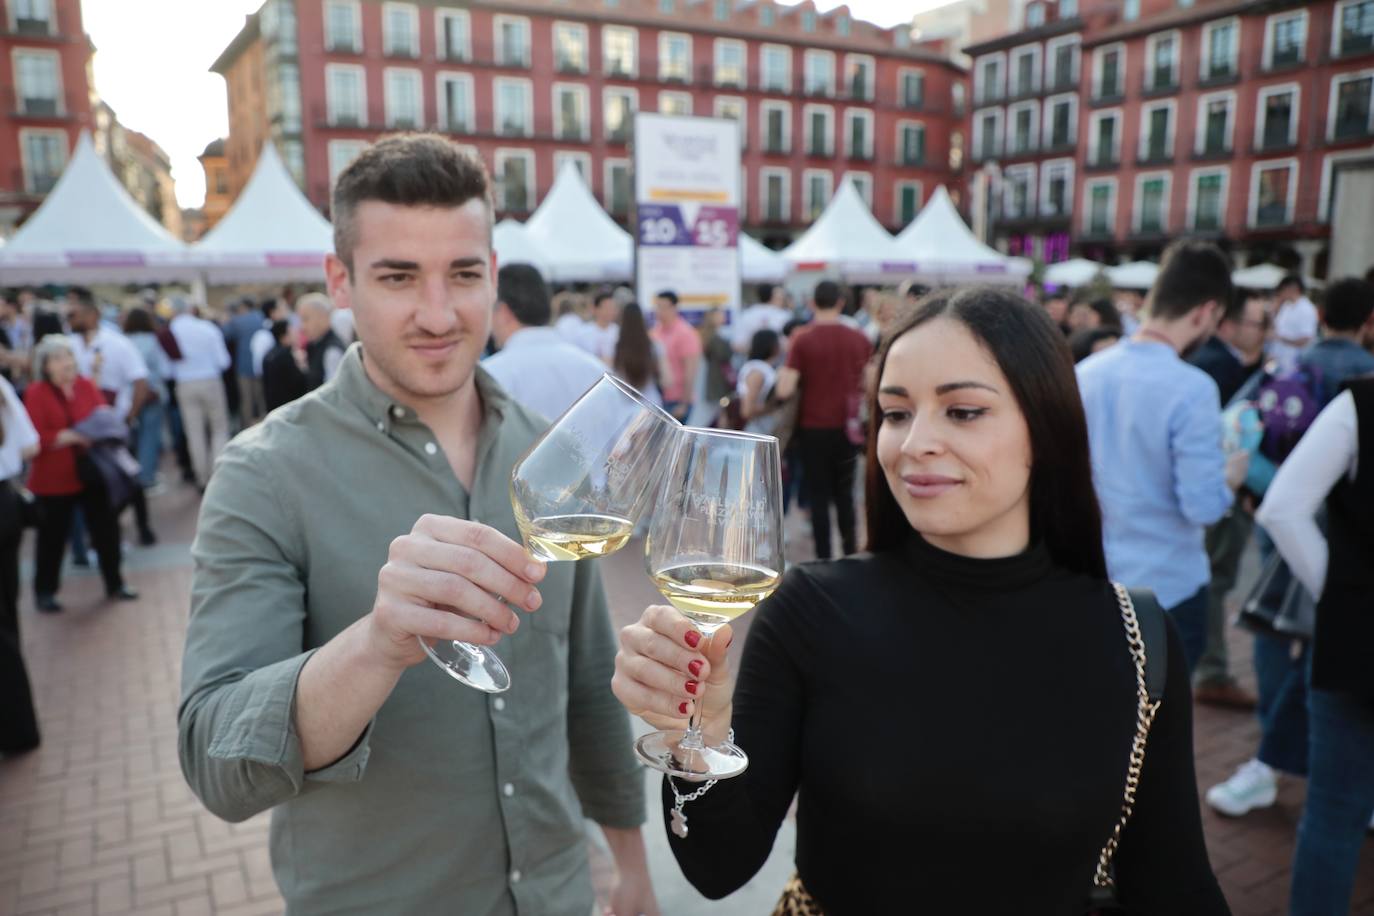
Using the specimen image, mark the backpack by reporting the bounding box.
[1254,364,1324,465]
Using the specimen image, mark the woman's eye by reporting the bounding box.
[880,409,910,423]
[948,407,989,422]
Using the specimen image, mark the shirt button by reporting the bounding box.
[493,697,506,712]
[392,406,405,419]
[510,869,522,884]
[376,421,385,432]
[424,442,438,456]
[503,782,515,797]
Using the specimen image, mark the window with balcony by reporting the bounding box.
[605,88,637,142]
[659,91,691,115]
[21,129,64,193]
[846,110,873,159]
[1124,0,1140,20]
[384,68,422,128]
[1266,13,1306,69]
[496,16,531,67]
[976,56,1003,103]
[326,64,366,126]
[802,10,816,32]
[1041,160,1073,216]
[1192,170,1225,230]
[1336,0,1374,56]
[324,0,361,52]
[976,110,1001,160]
[494,78,532,136]
[12,0,54,35]
[899,122,925,165]
[762,102,789,153]
[1252,161,1296,226]
[554,22,589,74]
[495,150,534,212]
[1136,175,1168,233]
[845,55,874,101]
[1332,74,1374,140]
[327,139,367,188]
[901,70,924,109]
[1011,48,1038,96]
[762,45,790,92]
[1003,165,1035,219]
[804,170,833,220]
[1258,87,1296,149]
[1026,3,1046,27]
[14,50,61,116]
[762,168,789,221]
[716,40,746,88]
[436,9,471,61]
[274,62,302,133]
[1203,20,1237,81]
[1090,111,1119,166]
[603,26,637,77]
[1061,0,1078,17]
[1095,47,1123,99]
[953,83,966,116]
[383,3,419,57]
[760,5,774,27]
[660,33,692,83]
[1049,40,1078,91]
[1085,179,1115,234]
[1198,95,1232,154]
[1046,96,1075,147]
[715,96,746,146]
[1010,103,1037,154]
[605,159,631,214]
[806,106,834,156]
[805,51,836,96]
[895,181,922,227]
[950,129,964,169]
[437,72,473,132]
[846,172,873,207]
[555,84,589,139]
[1147,33,1177,91]
[1140,103,1173,161]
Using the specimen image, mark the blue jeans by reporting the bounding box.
[1165,586,1209,677]
[1290,687,1374,915]
[133,401,165,487]
[1253,525,1310,775]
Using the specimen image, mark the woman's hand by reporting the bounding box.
[612,606,734,745]
[54,429,90,449]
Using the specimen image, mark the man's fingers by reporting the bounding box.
[403,538,542,611]
[395,601,505,646]
[412,515,545,583]
[380,564,521,634]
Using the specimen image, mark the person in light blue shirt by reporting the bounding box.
[1077,241,1249,673]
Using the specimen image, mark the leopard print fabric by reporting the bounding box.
[771,873,824,916]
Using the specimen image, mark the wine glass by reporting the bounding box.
[420,374,680,692]
[634,427,784,781]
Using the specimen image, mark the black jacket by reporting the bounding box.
[262,345,308,414]
[1190,336,1259,406]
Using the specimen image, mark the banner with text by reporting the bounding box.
[633,112,742,326]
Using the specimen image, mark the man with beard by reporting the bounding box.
[1077,241,1250,675]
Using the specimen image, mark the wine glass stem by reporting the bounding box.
[680,629,714,752]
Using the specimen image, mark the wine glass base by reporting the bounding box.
[420,638,511,693]
[634,729,748,782]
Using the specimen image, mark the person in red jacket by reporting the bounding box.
[24,335,135,611]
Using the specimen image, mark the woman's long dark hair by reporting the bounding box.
[613,303,656,392]
[864,286,1108,580]
[123,307,156,335]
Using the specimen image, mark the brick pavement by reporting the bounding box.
[3,483,1372,915]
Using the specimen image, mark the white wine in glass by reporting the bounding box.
[420,374,680,692]
[635,427,785,781]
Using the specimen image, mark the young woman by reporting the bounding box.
[122,307,171,491]
[24,335,135,611]
[737,329,783,437]
[612,287,1228,914]
[612,304,669,408]
[0,372,41,753]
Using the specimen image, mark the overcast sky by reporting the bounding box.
[82,0,935,211]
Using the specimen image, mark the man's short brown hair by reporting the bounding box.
[332,133,494,274]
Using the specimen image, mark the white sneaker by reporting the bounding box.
[1206,759,1278,817]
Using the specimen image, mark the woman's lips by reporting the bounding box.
[901,474,961,498]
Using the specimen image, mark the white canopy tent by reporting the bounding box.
[781,178,912,281]
[1043,258,1105,288]
[1106,261,1159,290]
[0,132,195,284]
[740,233,786,282]
[492,219,550,277]
[524,161,633,282]
[190,143,334,284]
[1231,263,1293,290]
[893,186,1030,286]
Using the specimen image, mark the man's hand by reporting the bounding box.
[365,514,546,672]
[601,826,660,916]
[1224,450,1250,492]
[54,429,90,449]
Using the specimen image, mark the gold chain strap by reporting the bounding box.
[1093,583,1164,890]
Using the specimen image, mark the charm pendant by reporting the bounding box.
[670,808,689,838]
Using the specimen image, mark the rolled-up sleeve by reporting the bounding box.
[564,560,645,828]
[1171,379,1233,527]
[177,443,372,823]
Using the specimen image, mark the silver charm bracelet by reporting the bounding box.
[667,729,734,839]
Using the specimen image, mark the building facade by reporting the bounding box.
[0,0,93,235]
[213,0,968,245]
[198,138,233,234]
[967,0,1374,276]
[91,100,182,237]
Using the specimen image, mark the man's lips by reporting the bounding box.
[408,339,460,355]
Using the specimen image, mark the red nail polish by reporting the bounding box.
[678,701,690,715]
[688,659,704,677]
[685,630,701,648]
[686,680,699,695]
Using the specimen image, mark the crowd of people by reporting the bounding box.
[1,130,1371,914]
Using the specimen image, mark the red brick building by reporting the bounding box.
[212,0,967,245]
[967,0,1374,277]
[0,0,93,235]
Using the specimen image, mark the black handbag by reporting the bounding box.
[1235,553,1316,642]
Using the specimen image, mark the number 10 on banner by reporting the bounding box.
[638,203,739,249]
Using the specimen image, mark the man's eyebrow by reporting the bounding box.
[369,258,420,271]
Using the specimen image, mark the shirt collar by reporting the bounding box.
[334,342,510,435]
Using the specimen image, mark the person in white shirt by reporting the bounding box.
[250,300,289,378]
[732,284,792,354]
[0,373,40,753]
[1270,275,1319,374]
[65,289,149,422]
[578,290,621,365]
[482,264,608,422]
[168,297,232,490]
[553,292,589,344]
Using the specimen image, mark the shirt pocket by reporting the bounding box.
[527,561,575,636]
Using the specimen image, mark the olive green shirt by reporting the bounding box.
[177,345,644,915]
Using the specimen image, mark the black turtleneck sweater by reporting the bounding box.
[664,536,1230,915]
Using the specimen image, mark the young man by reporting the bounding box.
[167,296,231,490]
[732,283,792,355]
[651,289,701,422]
[773,280,873,560]
[1271,274,1319,374]
[577,289,621,365]
[178,135,658,915]
[1077,241,1249,674]
[482,263,609,422]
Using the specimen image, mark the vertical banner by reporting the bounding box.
[633,112,742,326]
